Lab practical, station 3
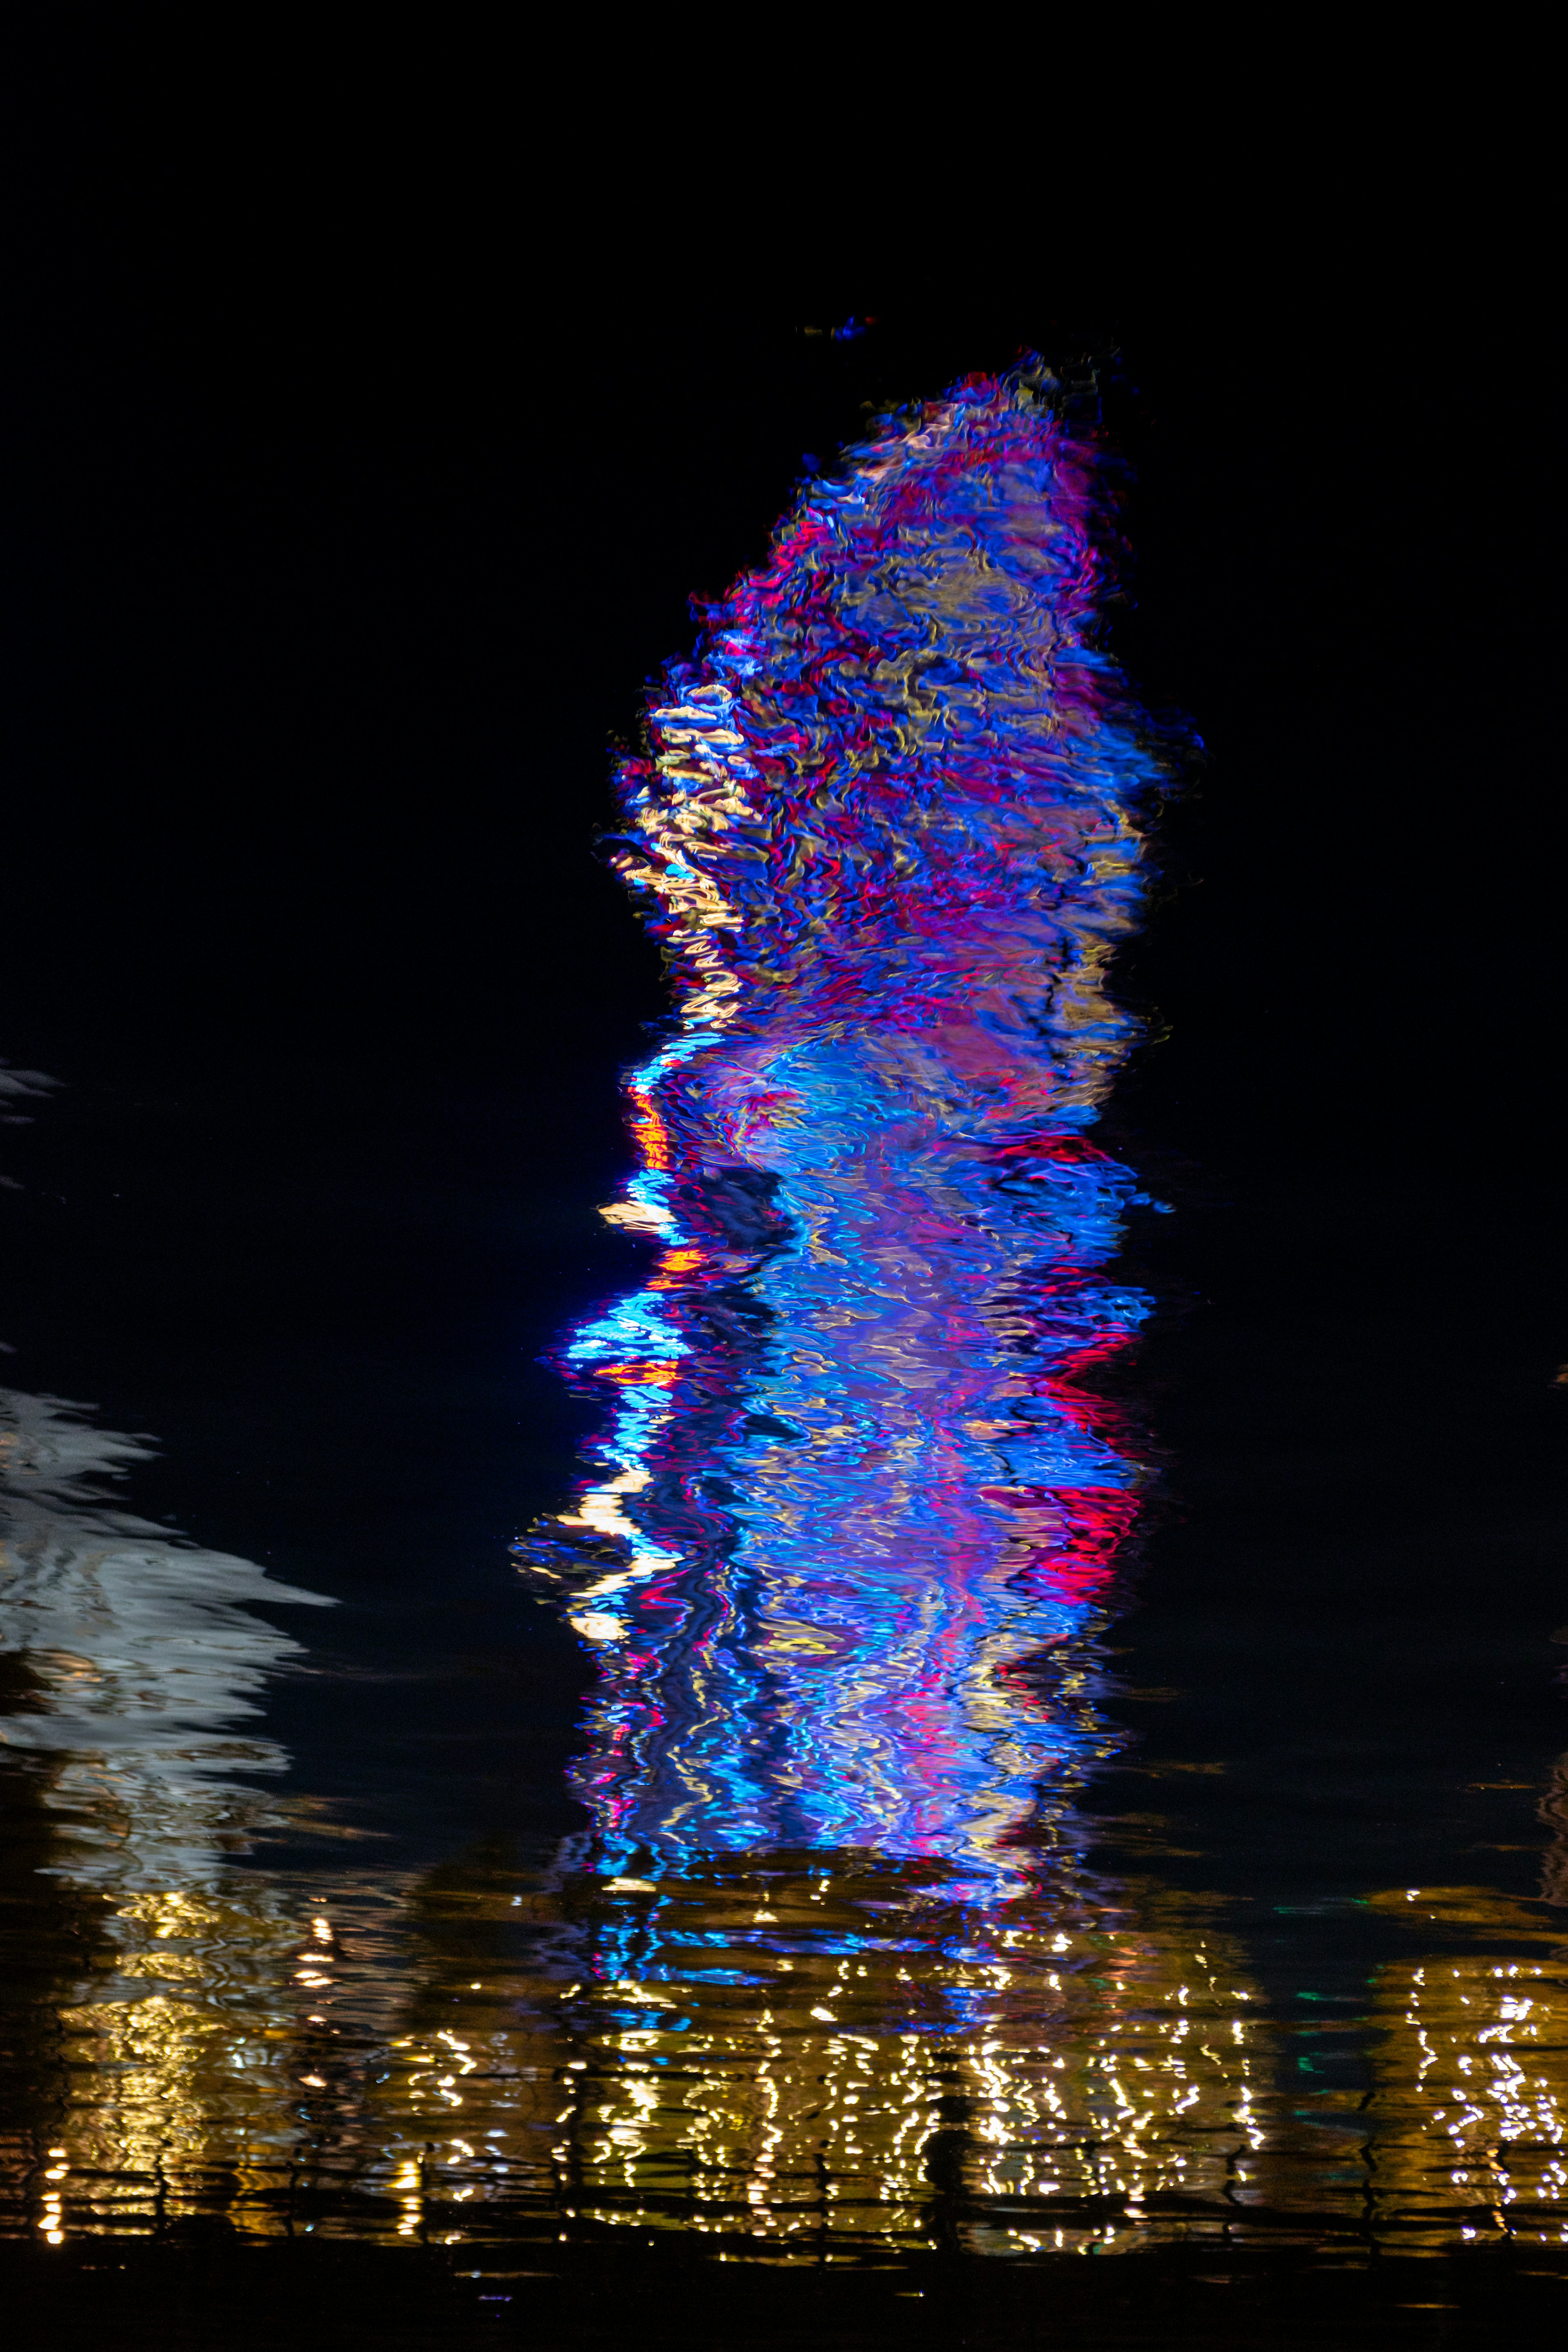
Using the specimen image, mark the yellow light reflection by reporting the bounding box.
[1354,1886,1568,2251]
[365,1864,1270,2258]
[20,1846,1568,2257]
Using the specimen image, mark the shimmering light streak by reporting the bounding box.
[522,359,1167,1894]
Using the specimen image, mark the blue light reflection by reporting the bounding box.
[523,359,1169,1902]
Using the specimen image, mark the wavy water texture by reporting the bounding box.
[523,361,1168,1895]
[0,1388,332,1889]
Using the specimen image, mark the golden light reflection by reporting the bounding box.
[15,1864,415,2243]
[1352,1886,1568,2252]
[14,1849,1568,2256]
[360,1863,1273,2258]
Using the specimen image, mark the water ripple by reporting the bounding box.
[521,357,1168,1896]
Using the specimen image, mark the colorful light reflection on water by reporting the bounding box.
[522,359,1164,1898]
[7,363,1568,2266]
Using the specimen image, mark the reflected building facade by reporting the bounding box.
[7,366,1568,2265]
[522,359,1164,1893]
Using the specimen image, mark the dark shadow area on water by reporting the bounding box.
[4,2233,1568,2350]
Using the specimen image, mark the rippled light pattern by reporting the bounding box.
[524,361,1163,1896]
[12,370,1568,2264]
[0,1390,331,1889]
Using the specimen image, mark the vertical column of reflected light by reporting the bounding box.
[521,358,1172,1900]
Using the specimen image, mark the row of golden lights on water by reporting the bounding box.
[7,1861,1568,2256]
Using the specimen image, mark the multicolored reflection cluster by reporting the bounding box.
[12,366,1568,2267]
[523,360,1165,1894]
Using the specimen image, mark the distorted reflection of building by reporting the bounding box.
[1350,1886,1568,2250]
[495,363,1221,2242]
[0,1385,350,2234]
[347,1872,1568,2258]
[0,1388,332,1891]
[1537,1751,1568,1907]
[13,363,1568,2269]
[521,363,1166,1899]
[363,1856,1271,2255]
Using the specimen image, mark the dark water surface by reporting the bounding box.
[2,251,1562,2346]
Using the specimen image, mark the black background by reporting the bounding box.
[1,44,1562,1915]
